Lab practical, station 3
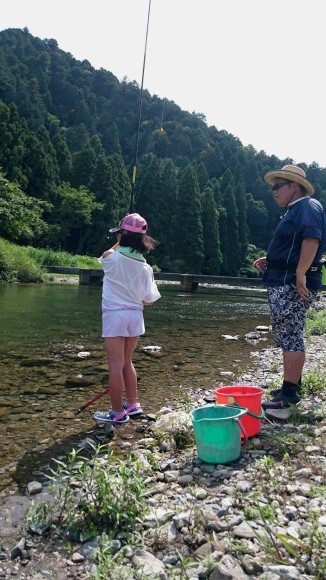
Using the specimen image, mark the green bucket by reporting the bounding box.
[190,404,247,464]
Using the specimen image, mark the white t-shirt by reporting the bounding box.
[99,251,161,310]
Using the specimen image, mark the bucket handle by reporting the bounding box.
[225,396,265,420]
[235,418,248,445]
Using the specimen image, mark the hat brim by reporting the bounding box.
[264,170,314,196]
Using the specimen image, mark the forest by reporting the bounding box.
[1,27,326,275]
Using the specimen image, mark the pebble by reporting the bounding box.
[1,307,326,579]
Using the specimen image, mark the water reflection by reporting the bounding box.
[0,283,271,492]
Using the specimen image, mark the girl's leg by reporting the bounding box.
[123,336,139,405]
[104,337,125,411]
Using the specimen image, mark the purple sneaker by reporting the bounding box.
[94,409,130,425]
[123,402,143,417]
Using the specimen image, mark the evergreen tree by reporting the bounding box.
[70,144,97,189]
[201,185,222,274]
[0,102,28,188]
[246,193,269,248]
[155,158,179,268]
[135,154,161,237]
[46,115,72,181]
[196,161,209,192]
[222,182,239,276]
[101,122,122,156]
[175,164,203,273]
[235,178,248,268]
[24,126,59,200]
[66,124,90,153]
[87,153,130,254]
[110,153,131,219]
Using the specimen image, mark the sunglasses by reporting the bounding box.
[271,181,292,192]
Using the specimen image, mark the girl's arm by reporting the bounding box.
[101,241,120,259]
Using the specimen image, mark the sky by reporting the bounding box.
[2,0,326,167]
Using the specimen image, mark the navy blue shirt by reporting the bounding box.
[263,196,326,289]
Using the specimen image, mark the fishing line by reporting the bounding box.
[130,0,152,213]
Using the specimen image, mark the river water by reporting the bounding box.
[0,282,271,493]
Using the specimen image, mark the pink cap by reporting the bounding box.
[109,213,148,234]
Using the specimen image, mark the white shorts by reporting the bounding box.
[102,309,145,338]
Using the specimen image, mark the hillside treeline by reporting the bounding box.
[1,27,326,274]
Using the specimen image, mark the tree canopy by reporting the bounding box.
[1,27,326,273]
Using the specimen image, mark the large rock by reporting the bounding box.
[132,548,167,577]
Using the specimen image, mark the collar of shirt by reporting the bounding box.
[288,197,307,208]
[117,246,146,262]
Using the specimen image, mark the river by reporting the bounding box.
[0,282,271,493]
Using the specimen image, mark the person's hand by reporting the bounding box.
[296,272,309,299]
[253,256,266,271]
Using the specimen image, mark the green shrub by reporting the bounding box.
[26,444,148,539]
[0,238,43,282]
[0,238,99,281]
[25,246,99,268]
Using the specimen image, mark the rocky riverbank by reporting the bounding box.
[0,316,325,579]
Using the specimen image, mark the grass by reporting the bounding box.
[25,246,99,268]
[0,237,99,282]
[0,238,43,282]
[306,307,326,336]
[301,369,326,396]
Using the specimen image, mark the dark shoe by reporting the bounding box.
[270,387,282,397]
[270,386,302,397]
[262,391,301,410]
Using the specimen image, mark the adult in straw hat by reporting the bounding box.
[253,165,326,419]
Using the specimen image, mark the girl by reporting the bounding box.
[94,213,161,425]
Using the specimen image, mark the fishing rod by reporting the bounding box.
[75,3,153,416]
[75,386,110,415]
[130,0,152,213]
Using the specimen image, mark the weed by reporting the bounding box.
[26,443,148,540]
[244,503,274,522]
[154,422,194,452]
[251,500,326,576]
[92,538,132,580]
[227,536,251,558]
[306,309,326,336]
[26,499,55,527]
[270,433,305,456]
[268,360,281,374]
[301,370,326,396]
[309,485,326,498]
[173,426,194,450]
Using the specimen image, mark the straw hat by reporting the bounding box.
[264,164,314,196]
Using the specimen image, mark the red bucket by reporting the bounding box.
[214,385,264,438]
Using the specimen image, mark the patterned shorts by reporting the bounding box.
[267,285,317,352]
